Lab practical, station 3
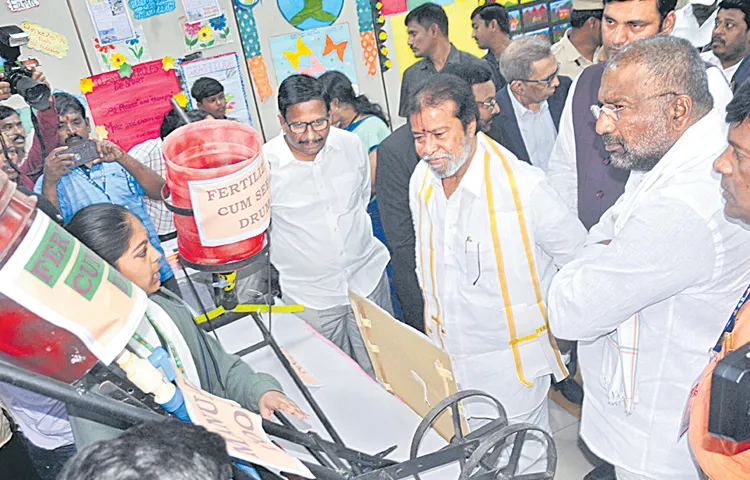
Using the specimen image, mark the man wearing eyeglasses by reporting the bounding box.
[489,36,572,172]
[546,0,733,232]
[548,36,750,480]
[262,74,391,378]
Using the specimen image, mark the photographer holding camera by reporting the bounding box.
[0,67,59,191]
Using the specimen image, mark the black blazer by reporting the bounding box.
[488,75,572,165]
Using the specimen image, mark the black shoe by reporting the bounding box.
[552,377,584,405]
[583,462,616,480]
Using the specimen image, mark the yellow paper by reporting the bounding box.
[391,0,485,78]
[20,22,69,59]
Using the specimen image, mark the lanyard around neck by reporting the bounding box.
[131,311,186,375]
[713,283,750,353]
[77,166,111,203]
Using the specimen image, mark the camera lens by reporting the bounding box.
[11,74,50,110]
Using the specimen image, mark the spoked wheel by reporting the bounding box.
[409,390,510,480]
[459,423,557,480]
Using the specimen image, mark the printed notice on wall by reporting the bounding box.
[0,213,147,364]
[188,154,270,247]
[20,22,69,59]
[176,373,313,478]
[6,0,39,12]
[181,0,221,23]
[87,0,136,45]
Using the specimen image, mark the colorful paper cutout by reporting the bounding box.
[179,53,254,126]
[128,0,176,19]
[277,0,343,30]
[390,0,483,78]
[93,26,152,73]
[180,11,232,53]
[298,54,326,76]
[269,23,359,89]
[162,56,176,71]
[6,0,39,12]
[233,3,273,102]
[322,35,347,61]
[355,0,378,76]
[20,22,69,59]
[173,92,189,108]
[381,0,452,16]
[95,125,109,139]
[282,37,313,69]
[84,59,182,151]
[79,77,94,94]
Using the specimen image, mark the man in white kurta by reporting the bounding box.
[407,73,587,474]
[548,36,750,480]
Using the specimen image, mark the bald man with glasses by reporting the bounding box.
[489,36,572,172]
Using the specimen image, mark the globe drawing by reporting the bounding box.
[277,0,345,30]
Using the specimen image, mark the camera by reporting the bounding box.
[0,25,51,110]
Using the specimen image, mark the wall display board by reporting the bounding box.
[506,0,571,42]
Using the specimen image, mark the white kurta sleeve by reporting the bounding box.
[355,135,372,208]
[530,177,587,268]
[409,167,424,288]
[546,74,580,215]
[706,66,732,123]
[547,197,716,341]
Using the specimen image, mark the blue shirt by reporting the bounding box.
[34,163,174,282]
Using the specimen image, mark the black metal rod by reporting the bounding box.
[249,311,347,447]
[353,445,469,480]
[274,410,335,470]
[0,362,167,427]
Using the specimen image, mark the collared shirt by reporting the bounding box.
[546,62,732,217]
[128,138,175,236]
[34,163,174,281]
[701,50,742,84]
[264,128,390,309]
[399,45,487,117]
[508,87,557,172]
[0,402,10,448]
[551,29,593,79]
[673,4,718,48]
[408,133,586,419]
[548,110,750,477]
[0,382,74,449]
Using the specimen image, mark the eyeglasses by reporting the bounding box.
[476,97,498,109]
[285,117,330,134]
[520,64,560,86]
[590,92,679,122]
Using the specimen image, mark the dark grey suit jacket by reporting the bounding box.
[488,76,572,164]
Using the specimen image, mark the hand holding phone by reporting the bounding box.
[64,140,99,168]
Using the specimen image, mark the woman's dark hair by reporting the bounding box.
[65,203,136,267]
[277,74,329,119]
[319,71,389,127]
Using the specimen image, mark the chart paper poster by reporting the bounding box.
[84,59,181,151]
[6,0,39,12]
[268,23,359,90]
[0,214,147,365]
[277,0,343,30]
[176,372,314,478]
[128,0,176,18]
[88,0,136,45]
[188,154,270,247]
[179,53,252,126]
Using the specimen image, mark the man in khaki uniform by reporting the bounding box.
[551,0,604,78]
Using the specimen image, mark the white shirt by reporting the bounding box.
[701,50,742,83]
[546,63,732,217]
[128,138,176,236]
[264,128,390,310]
[409,134,587,419]
[548,110,750,478]
[508,87,557,172]
[672,4,718,48]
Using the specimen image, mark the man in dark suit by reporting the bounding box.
[489,36,572,171]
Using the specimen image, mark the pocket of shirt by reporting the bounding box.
[332,172,361,208]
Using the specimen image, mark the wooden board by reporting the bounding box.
[349,291,467,441]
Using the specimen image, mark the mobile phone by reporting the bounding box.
[63,140,99,168]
